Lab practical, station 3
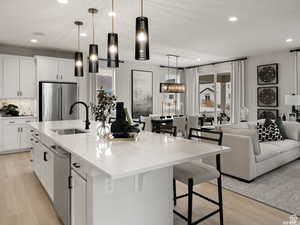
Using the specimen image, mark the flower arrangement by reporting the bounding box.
[91,87,117,122]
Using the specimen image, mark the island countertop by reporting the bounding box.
[29,120,230,179]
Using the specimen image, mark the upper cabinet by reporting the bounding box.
[36,56,76,83]
[1,55,36,99]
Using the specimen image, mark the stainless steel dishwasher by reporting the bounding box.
[51,145,71,225]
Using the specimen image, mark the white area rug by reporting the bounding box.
[216,160,300,215]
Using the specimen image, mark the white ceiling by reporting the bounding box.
[1,0,300,66]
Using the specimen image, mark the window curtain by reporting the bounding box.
[231,60,245,124]
[184,68,199,115]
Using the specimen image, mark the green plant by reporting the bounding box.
[0,104,20,116]
[90,87,117,122]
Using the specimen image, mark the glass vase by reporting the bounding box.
[97,121,111,139]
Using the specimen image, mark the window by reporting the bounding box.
[96,68,115,94]
[199,73,231,124]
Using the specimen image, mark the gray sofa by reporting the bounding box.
[209,121,300,182]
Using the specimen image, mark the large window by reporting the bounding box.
[199,73,231,124]
[96,68,115,94]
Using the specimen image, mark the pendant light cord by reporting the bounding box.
[92,12,95,44]
[141,0,144,17]
[112,0,115,33]
[77,25,80,50]
[167,55,170,81]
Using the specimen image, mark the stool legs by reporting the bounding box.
[188,178,194,225]
[173,179,177,206]
[216,154,224,225]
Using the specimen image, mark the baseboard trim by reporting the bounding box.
[0,148,31,155]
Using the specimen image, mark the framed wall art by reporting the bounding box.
[257,86,278,107]
[257,63,278,85]
[257,109,279,120]
[131,70,153,118]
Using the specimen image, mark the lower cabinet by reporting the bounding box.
[32,138,54,201]
[71,170,87,225]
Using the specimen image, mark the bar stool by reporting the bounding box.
[173,128,224,225]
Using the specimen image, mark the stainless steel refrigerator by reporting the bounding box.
[39,82,78,121]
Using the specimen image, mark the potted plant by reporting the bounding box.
[91,88,117,139]
[0,104,20,117]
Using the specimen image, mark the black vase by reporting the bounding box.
[111,102,130,138]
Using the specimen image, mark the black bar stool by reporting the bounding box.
[173,128,224,225]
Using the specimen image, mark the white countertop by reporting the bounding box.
[29,120,230,179]
[0,115,36,119]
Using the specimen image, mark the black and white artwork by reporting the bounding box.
[131,70,153,118]
[257,109,278,120]
[257,63,278,85]
[257,86,278,107]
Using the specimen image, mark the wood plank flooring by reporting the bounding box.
[0,152,291,225]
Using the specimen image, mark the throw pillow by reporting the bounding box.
[264,117,273,127]
[275,117,288,139]
[257,122,283,142]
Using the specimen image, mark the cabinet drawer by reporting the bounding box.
[3,119,19,125]
[2,117,36,125]
[71,155,87,179]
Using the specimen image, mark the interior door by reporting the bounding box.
[61,83,78,120]
[3,55,20,98]
[40,82,62,121]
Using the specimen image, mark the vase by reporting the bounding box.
[97,121,111,139]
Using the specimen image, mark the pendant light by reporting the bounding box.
[160,55,186,93]
[74,21,84,77]
[88,8,99,73]
[135,0,150,60]
[107,0,119,67]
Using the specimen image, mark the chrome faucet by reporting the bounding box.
[69,101,90,130]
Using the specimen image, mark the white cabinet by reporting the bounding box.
[3,55,19,98]
[0,117,36,153]
[20,57,36,98]
[1,55,35,99]
[3,123,20,150]
[37,57,76,82]
[71,170,87,225]
[31,138,54,201]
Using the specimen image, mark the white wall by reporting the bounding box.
[245,50,295,121]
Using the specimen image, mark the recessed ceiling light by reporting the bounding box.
[108,11,116,17]
[30,39,38,43]
[57,0,68,4]
[228,16,238,22]
[197,58,201,62]
[80,32,87,37]
[286,38,293,43]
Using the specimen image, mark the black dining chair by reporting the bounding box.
[153,124,177,137]
[173,128,224,225]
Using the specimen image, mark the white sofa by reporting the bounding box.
[210,121,300,182]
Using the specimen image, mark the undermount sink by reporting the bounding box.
[51,128,87,135]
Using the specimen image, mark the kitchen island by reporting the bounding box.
[29,120,230,225]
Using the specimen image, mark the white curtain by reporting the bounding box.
[184,68,199,115]
[231,60,245,124]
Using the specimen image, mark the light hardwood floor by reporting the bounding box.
[0,152,291,225]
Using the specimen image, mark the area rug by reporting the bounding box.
[214,160,300,215]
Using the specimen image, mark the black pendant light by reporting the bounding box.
[135,0,150,60]
[107,0,119,68]
[88,8,99,73]
[74,21,84,77]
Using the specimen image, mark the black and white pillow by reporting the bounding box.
[257,122,283,142]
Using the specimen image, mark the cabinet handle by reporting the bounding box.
[35,141,39,143]
[30,130,34,132]
[68,176,72,189]
[72,163,81,168]
[9,121,15,124]
[20,91,22,96]
[43,152,48,162]
[35,133,39,136]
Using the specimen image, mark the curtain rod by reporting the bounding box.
[184,57,248,69]
[290,48,300,53]
[159,65,185,70]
